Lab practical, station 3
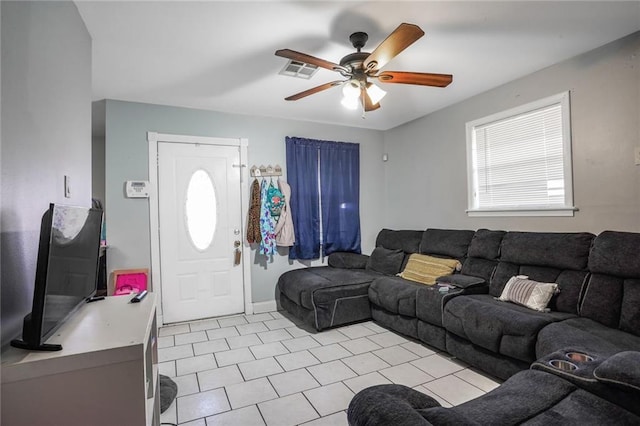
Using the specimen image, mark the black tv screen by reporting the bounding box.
[11,203,103,351]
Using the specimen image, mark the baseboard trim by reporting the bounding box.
[252,300,278,314]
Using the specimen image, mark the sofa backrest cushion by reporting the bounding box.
[375,229,424,271]
[366,247,405,275]
[500,232,594,270]
[327,252,369,269]
[460,229,506,281]
[588,231,640,278]
[490,232,595,314]
[581,231,640,335]
[419,228,475,259]
[376,229,423,254]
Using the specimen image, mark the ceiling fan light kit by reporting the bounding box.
[275,23,453,115]
[365,83,387,105]
[342,80,361,99]
[341,95,360,110]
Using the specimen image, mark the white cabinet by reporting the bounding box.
[2,294,159,426]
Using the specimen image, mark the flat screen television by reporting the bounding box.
[11,203,103,351]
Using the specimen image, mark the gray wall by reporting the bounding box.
[383,32,640,233]
[1,1,92,346]
[103,100,386,304]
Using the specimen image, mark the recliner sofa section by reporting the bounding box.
[443,231,595,379]
[368,229,475,342]
[415,229,506,351]
[536,230,640,358]
[369,228,502,351]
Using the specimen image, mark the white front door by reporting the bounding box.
[158,141,244,323]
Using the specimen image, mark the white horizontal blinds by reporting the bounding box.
[473,103,565,209]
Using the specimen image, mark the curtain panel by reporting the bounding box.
[285,136,361,260]
[286,137,321,260]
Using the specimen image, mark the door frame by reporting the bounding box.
[147,132,252,325]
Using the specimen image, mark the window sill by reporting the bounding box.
[466,206,578,217]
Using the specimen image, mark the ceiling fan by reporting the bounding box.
[275,23,453,112]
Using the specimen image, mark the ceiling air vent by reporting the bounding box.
[279,60,319,79]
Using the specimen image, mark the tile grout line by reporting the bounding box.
[161,318,500,424]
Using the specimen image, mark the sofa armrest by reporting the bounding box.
[436,274,486,289]
[348,384,438,426]
[328,252,369,269]
[594,351,640,393]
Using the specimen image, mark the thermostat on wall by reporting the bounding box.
[125,181,150,198]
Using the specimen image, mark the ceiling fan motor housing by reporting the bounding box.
[340,31,371,73]
[339,52,370,72]
[349,32,368,50]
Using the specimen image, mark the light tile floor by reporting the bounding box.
[159,311,501,426]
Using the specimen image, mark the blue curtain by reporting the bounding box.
[320,141,361,255]
[286,136,361,260]
[286,137,320,260]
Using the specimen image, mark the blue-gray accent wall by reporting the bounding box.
[102,100,386,306]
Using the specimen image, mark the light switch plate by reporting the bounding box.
[635,147,640,166]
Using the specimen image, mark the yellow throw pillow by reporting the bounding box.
[398,254,461,285]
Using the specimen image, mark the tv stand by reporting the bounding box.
[8,339,62,351]
[2,294,159,426]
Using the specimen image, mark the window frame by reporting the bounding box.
[465,91,577,217]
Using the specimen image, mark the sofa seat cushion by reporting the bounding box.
[536,317,640,359]
[443,294,576,363]
[278,267,380,310]
[369,276,423,317]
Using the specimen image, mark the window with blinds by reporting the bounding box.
[466,92,576,217]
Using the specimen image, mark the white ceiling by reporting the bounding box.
[76,1,640,131]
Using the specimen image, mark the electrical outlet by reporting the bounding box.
[64,175,71,198]
[635,147,640,166]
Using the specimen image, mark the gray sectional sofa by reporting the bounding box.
[277,227,640,424]
[348,351,640,425]
[278,227,640,379]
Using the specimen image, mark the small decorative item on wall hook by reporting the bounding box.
[250,164,282,178]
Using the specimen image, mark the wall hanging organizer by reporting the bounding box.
[250,164,282,177]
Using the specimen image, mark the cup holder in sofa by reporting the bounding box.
[533,350,603,385]
[549,359,578,372]
[566,352,594,363]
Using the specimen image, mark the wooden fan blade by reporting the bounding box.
[284,81,343,101]
[363,23,424,72]
[361,88,381,112]
[377,71,453,87]
[275,49,345,72]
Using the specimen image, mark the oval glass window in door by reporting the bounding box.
[185,169,217,250]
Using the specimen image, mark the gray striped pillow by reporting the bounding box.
[497,275,559,312]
